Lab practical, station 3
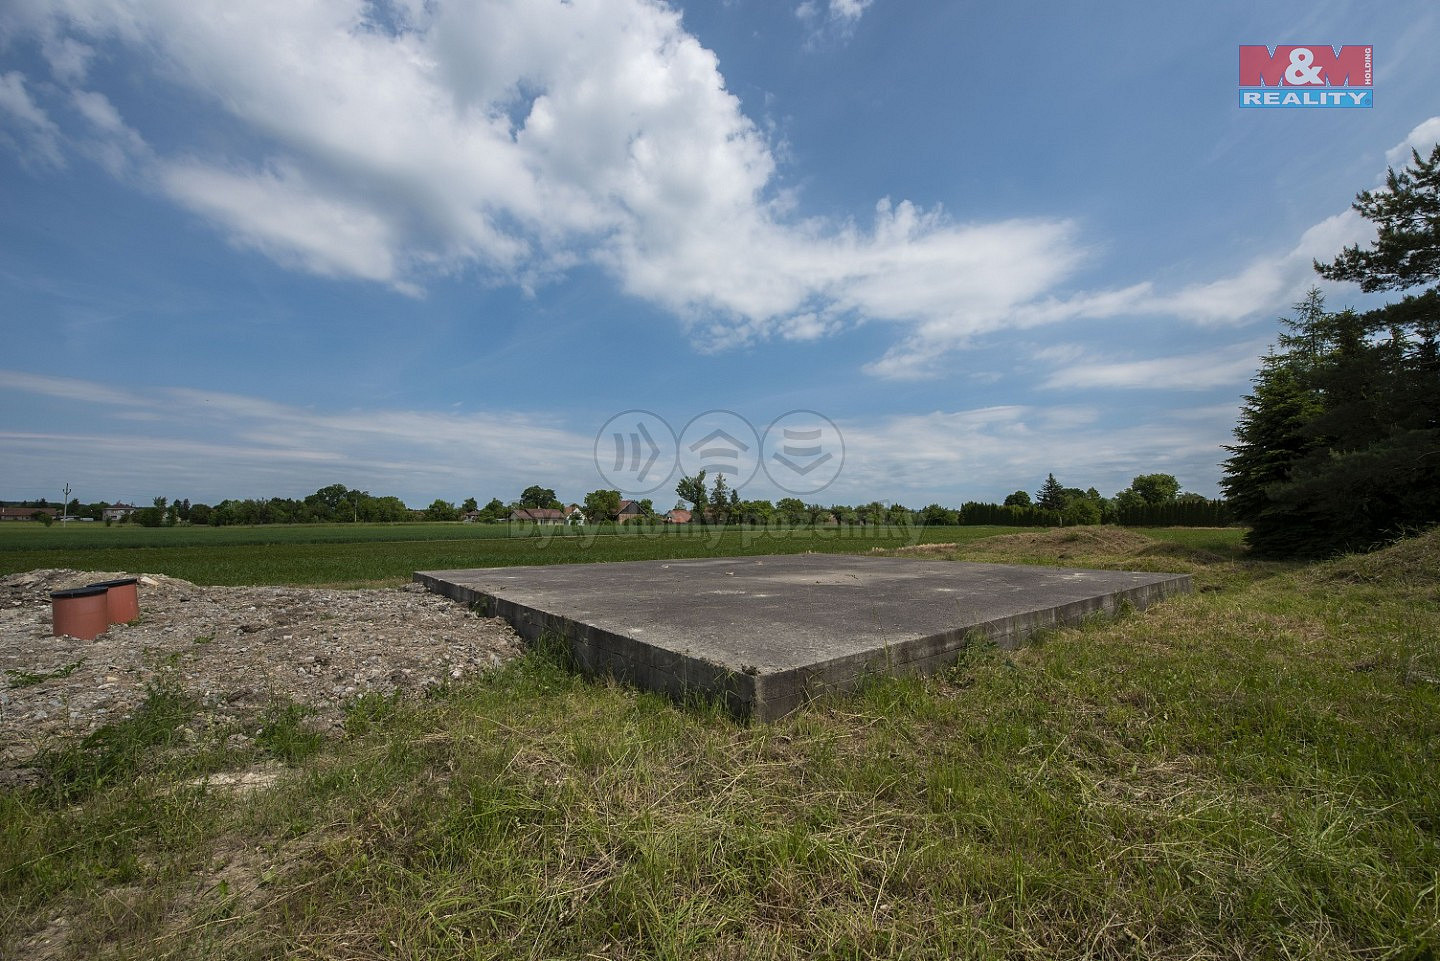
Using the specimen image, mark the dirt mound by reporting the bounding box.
[1320,527,1440,586]
[967,527,1158,557]
[1,569,523,769]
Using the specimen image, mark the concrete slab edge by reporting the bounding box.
[415,568,1191,723]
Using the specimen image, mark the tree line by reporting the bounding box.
[635,468,1228,528]
[12,472,1228,529]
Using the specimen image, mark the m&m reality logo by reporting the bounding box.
[1238,45,1372,108]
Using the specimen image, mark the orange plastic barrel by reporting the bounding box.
[51,586,110,640]
[90,577,140,624]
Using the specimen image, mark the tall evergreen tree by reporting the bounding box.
[1035,473,1066,511]
[1225,261,1440,551]
[1226,144,1440,556]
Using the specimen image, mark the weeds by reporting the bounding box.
[35,678,196,803]
[5,657,85,689]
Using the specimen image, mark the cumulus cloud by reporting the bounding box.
[1386,116,1440,167]
[3,2,1431,384]
[1,0,1088,364]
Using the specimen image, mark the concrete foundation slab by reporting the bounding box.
[416,554,1190,722]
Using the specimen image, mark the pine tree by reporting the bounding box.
[1315,144,1440,292]
[1224,287,1440,556]
[1035,473,1066,511]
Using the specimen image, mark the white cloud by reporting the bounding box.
[796,0,874,43]
[4,0,1086,357]
[160,161,407,286]
[69,88,149,175]
[5,4,1432,385]
[0,71,65,168]
[833,405,1233,502]
[1386,116,1440,168]
[0,369,596,503]
[0,370,1234,504]
[0,369,151,407]
[1040,339,1271,391]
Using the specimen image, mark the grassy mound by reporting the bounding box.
[1319,526,1440,586]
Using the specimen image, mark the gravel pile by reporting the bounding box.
[1,569,524,771]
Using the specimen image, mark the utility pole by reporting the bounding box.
[61,483,71,524]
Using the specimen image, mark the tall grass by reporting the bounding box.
[6,526,1429,960]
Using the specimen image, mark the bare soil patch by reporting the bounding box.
[1,569,524,771]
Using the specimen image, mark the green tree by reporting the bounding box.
[1036,474,1066,511]
[1129,474,1180,506]
[709,474,731,523]
[1315,144,1440,293]
[583,489,622,523]
[1064,498,1101,526]
[676,471,708,514]
[461,497,478,513]
[519,485,561,510]
[305,483,351,521]
[1003,490,1031,508]
[776,497,807,525]
[921,503,960,525]
[424,499,460,521]
[1224,282,1440,555]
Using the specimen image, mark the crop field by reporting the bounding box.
[4,524,1438,959]
[0,522,1169,586]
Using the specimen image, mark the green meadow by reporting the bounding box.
[1,522,1033,586]
[3,524,1438,959]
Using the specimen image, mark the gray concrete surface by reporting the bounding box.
[416,554,1191,722]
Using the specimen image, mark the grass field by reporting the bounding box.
[0,522,1093,586]
[3,524,1438,959]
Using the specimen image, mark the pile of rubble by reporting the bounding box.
[1,569,524,770]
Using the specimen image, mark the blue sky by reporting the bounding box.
[1,0,1437,510]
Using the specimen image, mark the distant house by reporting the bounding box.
[665,508,692,524]
[0,507,57,522]
[101,503,138,523]
[460,510,485,523]
[617,499,646,523]
[564,504,586,524]
[509,507,566,525]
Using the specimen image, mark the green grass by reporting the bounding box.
[0,523,1060,586]
[4,524,1434,959]
[5,657,86,689]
